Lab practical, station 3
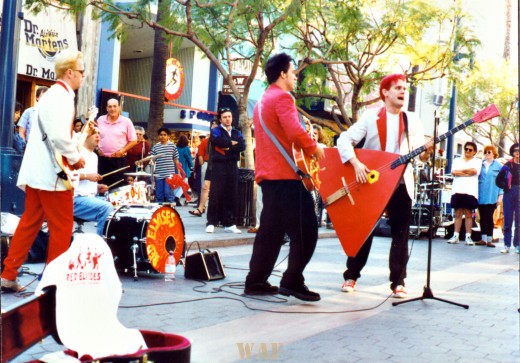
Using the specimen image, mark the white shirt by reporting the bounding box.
[17,81,80,191]
[74,148,98,197]
[451,156,482,199]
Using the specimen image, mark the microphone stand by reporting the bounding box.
[393,108,469,309]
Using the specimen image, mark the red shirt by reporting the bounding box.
[197,137,210,162]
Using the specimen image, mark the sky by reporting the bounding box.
[460,0,518,63]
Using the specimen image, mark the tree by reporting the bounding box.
[26,0,304,169]
[455,60,518,157]
[287,0,473,132]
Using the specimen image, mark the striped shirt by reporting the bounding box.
[150,141,179,179]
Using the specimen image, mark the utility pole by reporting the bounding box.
[0,0,25,214]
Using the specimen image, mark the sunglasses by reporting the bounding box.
[514,149,519,152]
[465,148,474,152]
[73,69,85,75]
[219,108,231,113]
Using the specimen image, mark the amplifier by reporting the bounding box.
[184,251,225,281]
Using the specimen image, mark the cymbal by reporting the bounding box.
[135,154,164,163]
[124,171,152,177]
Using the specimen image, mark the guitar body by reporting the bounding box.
[320,148,406,257]
[292,145,320,191]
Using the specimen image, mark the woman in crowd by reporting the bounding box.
[497,143,519,254]
[447,141,481,245]
[476,145,503,248]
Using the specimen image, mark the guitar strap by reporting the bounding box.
[257,98,308,178]
[37,112,69,181]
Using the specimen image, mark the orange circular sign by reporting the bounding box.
[165,58,184,101]
[145,206,185,273]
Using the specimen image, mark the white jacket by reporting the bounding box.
[337,107,427,200]
[17,81,80,191]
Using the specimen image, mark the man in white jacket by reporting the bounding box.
[337,74,433,298]
[1,50,86,293]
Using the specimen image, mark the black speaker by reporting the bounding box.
[184,251,225,281]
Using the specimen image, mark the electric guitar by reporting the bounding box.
[319,104,500,257]
[54,106,98,190]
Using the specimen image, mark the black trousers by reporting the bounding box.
[206,160,238,227]
[478,204,497,237]
[343,184,411,290]
[245,180,318,288]
[98,156,128,188]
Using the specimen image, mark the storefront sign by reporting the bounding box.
[17,2,78,80]
[222,75,247,95]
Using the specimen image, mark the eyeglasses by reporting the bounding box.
[484,151,493,154]
[465,148,474,152]
[73,69,85,75]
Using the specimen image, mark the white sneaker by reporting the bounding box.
[224,225,242,234]
[447,235,459,244]
[465,236,475,246]
[206,224,214,233]
[392,285,408,299]
[500,246,511,253]
[341,279,356,292]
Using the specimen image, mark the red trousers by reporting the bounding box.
[1,186,73,281]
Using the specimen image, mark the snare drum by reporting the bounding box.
[107,182,148,206]
[104,204,185,273]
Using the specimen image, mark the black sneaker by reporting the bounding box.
[279,284,321,302]
[244,282,279,295]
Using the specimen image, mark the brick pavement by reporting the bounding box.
[1,205,519,362]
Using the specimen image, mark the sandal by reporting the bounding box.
[189,208,205,217]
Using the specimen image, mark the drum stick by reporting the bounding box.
[102,165,130,178]
[108,179,124,189]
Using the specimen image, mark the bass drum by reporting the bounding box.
[104,204,185,273]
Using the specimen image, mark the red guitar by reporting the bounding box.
[319,104,500,257]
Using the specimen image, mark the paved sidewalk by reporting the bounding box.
[1,204,519,362]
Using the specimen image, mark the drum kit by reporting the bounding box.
[410,163,454,238]
[100,153,186,280]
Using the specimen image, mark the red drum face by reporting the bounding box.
[146,206,185,273]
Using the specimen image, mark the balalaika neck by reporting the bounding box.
[391,118,474,169]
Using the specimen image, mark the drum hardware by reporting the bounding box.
[135,153,164,164]
[131,243,139,281]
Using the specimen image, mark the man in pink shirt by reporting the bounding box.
[244,53,325,302]
[96,98,137,187]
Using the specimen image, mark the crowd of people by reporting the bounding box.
[2,51,518,305]
[447,142,519,254]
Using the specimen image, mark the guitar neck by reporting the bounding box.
[391,118,474,169]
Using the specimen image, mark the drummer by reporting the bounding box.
[74,128,114,236]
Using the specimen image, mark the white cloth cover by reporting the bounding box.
[36,234,147,359]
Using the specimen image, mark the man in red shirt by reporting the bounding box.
[244,53,324,301]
